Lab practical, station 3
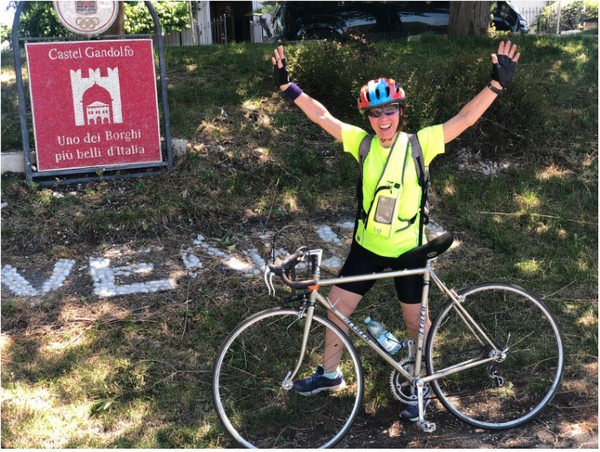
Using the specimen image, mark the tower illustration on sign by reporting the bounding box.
[70,67,123,126]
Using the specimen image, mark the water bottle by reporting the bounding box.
[364,317,402,355]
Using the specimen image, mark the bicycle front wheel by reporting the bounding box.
[212,308,364,448]
[426,283,564,429]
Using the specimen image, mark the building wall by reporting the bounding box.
[510,1,552,29]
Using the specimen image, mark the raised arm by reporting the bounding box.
[272,46,345,141]
[443,41,520,144]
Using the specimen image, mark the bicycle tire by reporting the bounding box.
[212,307,364,448]
[426,282,564,430]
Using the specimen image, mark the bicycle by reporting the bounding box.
[212,231,564,449]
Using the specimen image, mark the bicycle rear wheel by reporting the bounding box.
[426,283,564,429]
[212,308,364,448]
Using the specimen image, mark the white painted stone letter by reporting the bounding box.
[1,259,76,297]
[89,257,176,298]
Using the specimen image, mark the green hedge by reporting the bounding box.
[2,34,597,163]
[284,34,597,160]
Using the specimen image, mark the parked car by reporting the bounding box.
[492,1,529,33]
[272,1,528,41]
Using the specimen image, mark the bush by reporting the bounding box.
[2,36,597,165]
[284,34,598,159]
[124,1,190,35]
[1,24,11,44]
[13,2,191,38]
[538,0,598,33]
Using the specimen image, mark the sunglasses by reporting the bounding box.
[367,103,401,118]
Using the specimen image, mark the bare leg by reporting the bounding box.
[400,301,431,351]
[322,285,362,373]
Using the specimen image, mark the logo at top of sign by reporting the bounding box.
[70,67,123,126]
[53,1,119,36]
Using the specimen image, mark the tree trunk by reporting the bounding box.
[103,2,125,37]
[448,1,491,37]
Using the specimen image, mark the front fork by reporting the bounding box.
[281,302,315,390]
[278,273,438,434]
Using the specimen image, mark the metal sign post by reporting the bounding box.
[11,1,173,186]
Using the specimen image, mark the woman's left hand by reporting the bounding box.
[491,40,521,88]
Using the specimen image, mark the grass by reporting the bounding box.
[1,34,598,447]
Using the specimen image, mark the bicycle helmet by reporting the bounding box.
[358,78,406,114]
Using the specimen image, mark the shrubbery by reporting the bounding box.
[538,0,598,33]
[2,35,596,163]
[284,34,597,159]
[9,1,190,42]
[124,1,190,35]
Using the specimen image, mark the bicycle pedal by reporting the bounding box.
[416,420,436,433]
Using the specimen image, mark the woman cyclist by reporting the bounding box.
[272,41,520,421]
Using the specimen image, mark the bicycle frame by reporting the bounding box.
[279,260,509,426]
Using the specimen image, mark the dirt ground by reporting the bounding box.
[337,391,598,448]
[1,202,597,449]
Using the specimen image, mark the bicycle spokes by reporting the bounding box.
[427,283,564,429]
[213,309,363,448]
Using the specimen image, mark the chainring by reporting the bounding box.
[389,359,431,405]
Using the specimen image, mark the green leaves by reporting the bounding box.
[124,1,190,35]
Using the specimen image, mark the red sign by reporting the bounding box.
[26,40,162,172]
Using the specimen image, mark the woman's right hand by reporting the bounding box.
[272,45,291,90]
[271,45,344,141]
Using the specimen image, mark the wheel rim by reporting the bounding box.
[213,309,364,448]
[427,284,564,429]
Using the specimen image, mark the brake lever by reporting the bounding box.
[264,267,276,296]
[269,272,275,296]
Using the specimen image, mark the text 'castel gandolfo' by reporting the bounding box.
[48,45,136,60]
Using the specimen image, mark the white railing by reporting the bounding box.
[164,14,273,46]
[163,15,229,46]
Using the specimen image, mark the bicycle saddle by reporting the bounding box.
[397,232,454,264]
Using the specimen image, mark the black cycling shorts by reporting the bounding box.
[336,240,426,304]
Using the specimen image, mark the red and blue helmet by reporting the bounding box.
[358,78,406,114]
